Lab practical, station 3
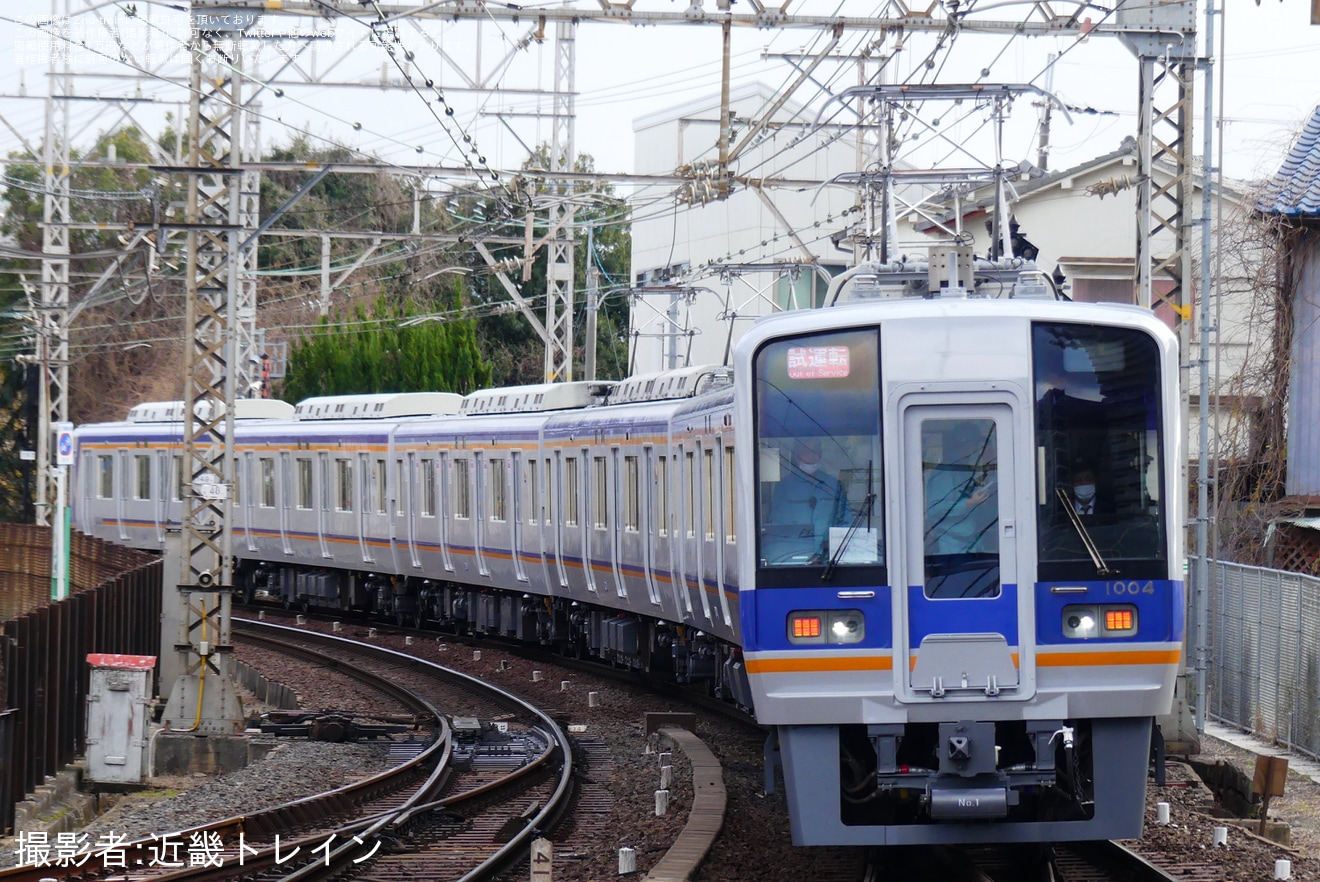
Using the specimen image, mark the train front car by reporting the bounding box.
[734,295,1183,846]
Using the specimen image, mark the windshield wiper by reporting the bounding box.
[823,461,875,582]
[1054,485,1113,577]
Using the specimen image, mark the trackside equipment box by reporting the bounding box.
[85,654,156,784]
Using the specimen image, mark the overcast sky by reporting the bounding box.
[0,3,1316,195]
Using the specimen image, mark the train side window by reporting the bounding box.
[564,456,580,527]
[528,459,539,525]
[98,454,113,498]
[684,450,696,538]
[454,458,471,519]
[592,456,608,530]
[134,454,150,501]
[623,455,640,532]
[657,456,669,537]
[297,459,313,509]
[336,459,353,511]
[173,455,182,501]
[421,459,436,517]
[260,457,276,508]
[375,458,386,514]
[491,458,507,522]
[724,445,736,542]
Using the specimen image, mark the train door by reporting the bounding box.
[405,452,421,569]
[641,447,662,606]
[240,452,256,551]
[154,450,171,544]
[712,437,733,627]
[438,452,454,572]
[683,444,712,622]
[898,400,1034,702]
[609,448,626,598]
[279,453,293,555]
[316,452,331,559]
[115,450,128,540]
[357,452,374,563]
[580,450,597,595]
[512,451,528,582]
[473,451,489,577]
[78,450,93,534]
[552,450,568,587]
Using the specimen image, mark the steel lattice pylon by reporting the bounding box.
[544,12,577,383]
[36,0,71,529]
[160,30,246,735]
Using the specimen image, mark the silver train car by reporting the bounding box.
[72,276,1183,847]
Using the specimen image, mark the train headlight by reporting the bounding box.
[788,610,864,645]
[1062,604,1138,639]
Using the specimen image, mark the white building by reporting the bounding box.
[629,82,861,373]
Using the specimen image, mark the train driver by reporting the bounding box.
[764,437,849,564]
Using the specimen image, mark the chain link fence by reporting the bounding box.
[1201,558,1320,757]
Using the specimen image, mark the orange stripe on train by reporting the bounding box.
[745,655,894,674]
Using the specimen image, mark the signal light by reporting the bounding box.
[1062,604,1138,638]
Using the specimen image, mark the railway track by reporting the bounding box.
[863,840,1216,882]
[2,620,573,882]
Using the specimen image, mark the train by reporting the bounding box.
[72,254,1184,846]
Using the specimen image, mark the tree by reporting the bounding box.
[465,148,632,385]
[280,291,492,401]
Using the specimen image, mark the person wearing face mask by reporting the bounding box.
[765,438,848,563]
[1070,468,1102,516]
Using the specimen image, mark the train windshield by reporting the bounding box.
[1033,322,1167,579]
[753,328,884,583]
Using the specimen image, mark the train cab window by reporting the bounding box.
[454,458,471,519]
[134,454,150,501]
[753,328,884,581]
[623,455,640,532]
[592,456,608,530]
[98,455,114,498]
[564,456,580,527]
[336,459,353,511]
[1033,323,1167,579]
[490,458,507,522]
[420,459,436,517]
[375,459,387,514]
[260,458,276,508]
[297,459,313,510]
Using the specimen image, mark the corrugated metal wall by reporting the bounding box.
[0,528,161,835]
[1203,558,1320,756]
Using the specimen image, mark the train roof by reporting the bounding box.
[460,381,610,415]
[127,399,296,423]
[293,392,463,420]
[608,365,731,404]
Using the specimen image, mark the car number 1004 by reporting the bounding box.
[1105,581,1155,596]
